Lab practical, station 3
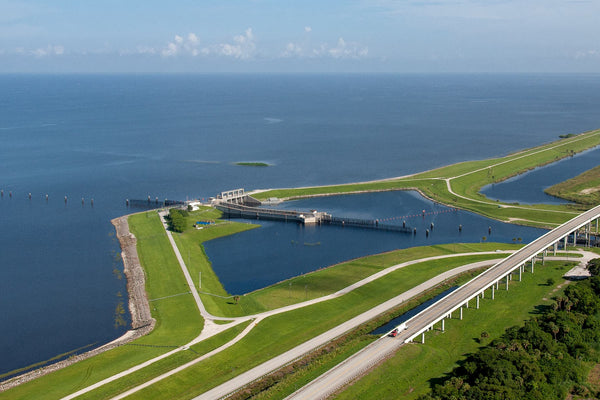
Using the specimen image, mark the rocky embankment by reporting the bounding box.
[0,215,155,392]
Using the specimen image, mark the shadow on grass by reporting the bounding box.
[427,356,475,391]
[530,304,553,315]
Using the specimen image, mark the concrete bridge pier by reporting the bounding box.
[491,284,495,300]
[542,250,546,265]
[518,266,522,281]
[476,295,480,309]
[586,223,591,247]
[460,306,463,320]
[531,257,535,273]
[441,319,445,332]
[506,275,509,290]
[554,242,558,256]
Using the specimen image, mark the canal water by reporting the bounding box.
[480,146,600,205]
[370,287,459,336]
[205,191,546,294]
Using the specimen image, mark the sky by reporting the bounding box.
[1,0,600,73]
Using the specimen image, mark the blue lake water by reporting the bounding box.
[1,73,600,376]
[480,145,600,205]
[206,191,546,294]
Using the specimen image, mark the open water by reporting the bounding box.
[1,73,600,377]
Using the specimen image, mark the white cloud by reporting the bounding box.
[575,49,600,59]
[161,32,201,57]
[188,33,199,44]
[281,36,368,60]
[135,46,157,55]
[281,42,303,58]
[304,26,312,33]
[30,45,64,57]
[328,37,368,59]
[204,28,256,59]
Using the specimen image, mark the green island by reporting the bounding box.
[235,162,270,167]
[2,129,600,400]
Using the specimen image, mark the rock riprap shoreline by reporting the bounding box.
[0,215,154,392]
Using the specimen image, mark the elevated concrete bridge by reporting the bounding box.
[286,204,600,400]
[403,203,600,344]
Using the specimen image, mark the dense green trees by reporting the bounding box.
[419,258,600,400]
[166,208,188,233]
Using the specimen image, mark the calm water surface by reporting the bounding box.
[1,74,600,376]
[481,146,600,204]
[206,191,546,294]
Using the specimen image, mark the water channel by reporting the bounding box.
[205,191,547,294]
[480,146,600,205]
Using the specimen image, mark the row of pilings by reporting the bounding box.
[1,189,95,206]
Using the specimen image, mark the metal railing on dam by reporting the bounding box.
[215,202,414,233]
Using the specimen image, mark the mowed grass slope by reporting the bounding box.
[0,212,202,400]
[200,243,522,317]
[546,164,600,206]
[122,251,511,399]
[253,130,600,228]
[334,261,574,400]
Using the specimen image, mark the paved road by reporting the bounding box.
[65,205,599,400]
[285,252,597,400]
[192,259,505,400]
[285,205,600,399]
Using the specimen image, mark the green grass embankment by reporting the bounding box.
[334,260,575,400]
[78,321,252,400]
[170,207,259,315]
[1,212,203,400]
[252,129,600,228]
[196,243,520,317]
[546,165,600,206]
[121,249,516,399]
[249,268,485,400]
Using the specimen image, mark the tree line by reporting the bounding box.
[419,258,600,400]
[166,208,188,233]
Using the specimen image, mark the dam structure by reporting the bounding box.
[213,188,414,233]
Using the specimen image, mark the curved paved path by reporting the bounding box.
[64,204,599,400]
[62,211,512,400]
[193,258,506,400]
[285,252,596,400]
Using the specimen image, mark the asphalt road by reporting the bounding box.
[285,204,600,400]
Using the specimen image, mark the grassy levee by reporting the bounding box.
[253,179,436,201]
[78,321,252,400]
[120,251,513,399]
[415,128,600,181]
[252,130,600,228]
[195,243,521,318]
[249,269,484,400]
[334,260,575,400]
[170,207,259,316]
[546,164,600,205]
[0,212,202,400]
